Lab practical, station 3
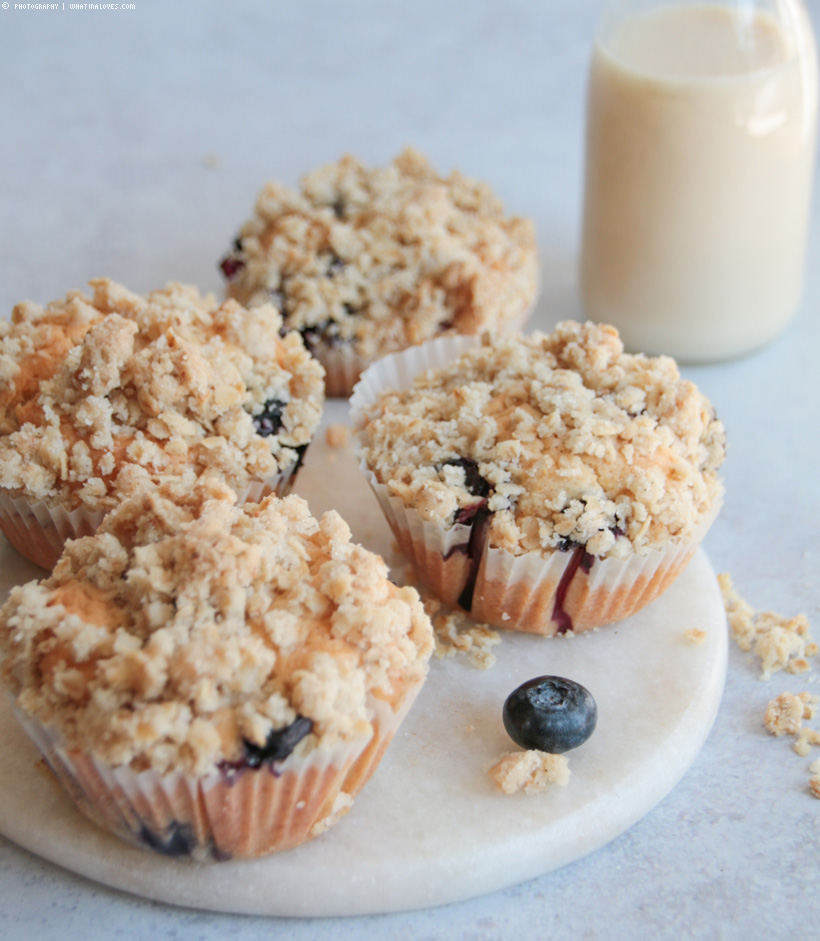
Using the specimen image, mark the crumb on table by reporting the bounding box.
[764,691,817,737]
[489,750,570,794]
[684,628,707,645]
[718,573,817,679]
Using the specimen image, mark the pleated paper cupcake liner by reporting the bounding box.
[0,450,309,572]
[0,492,106,571]
[320,303,534,400]
[12,681,423,861]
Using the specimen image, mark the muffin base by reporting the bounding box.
[0,493,105,571]
[361,466,722,634]
[11,683,422,861]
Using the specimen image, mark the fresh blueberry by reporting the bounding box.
[219,237,246,281]
[502,675,597,754]
[242,715,313,768]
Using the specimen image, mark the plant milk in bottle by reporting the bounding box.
[580,1,818,361]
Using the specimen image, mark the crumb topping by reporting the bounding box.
[220,148,539,361]
[0,279,325,511]
[361,323,725,558]
[719,573,817,679]
[0,481,433,776]
[489,750,570,794]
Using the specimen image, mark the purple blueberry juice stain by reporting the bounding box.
[218,715,314,780]
[436,458,494,613]
[551,545,595,634]
[454,499,488,526]
[455,505,493,612]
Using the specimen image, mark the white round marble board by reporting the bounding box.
[0,399,728,917]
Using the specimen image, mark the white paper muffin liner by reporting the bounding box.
[312,344,370,399]
[11,679,423,861]
[0,492,106,571]
[350,337,724,635]
[0,453,308,572]
[316,306,534,399]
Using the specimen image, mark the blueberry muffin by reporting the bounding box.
[0,278,324,568]
[219,147,539,396]
[0,480,433,859]
[351,322,726,634]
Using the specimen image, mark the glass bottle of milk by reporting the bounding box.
[579,0,818,362]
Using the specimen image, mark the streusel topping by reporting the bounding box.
[0,279,325,510]
[360,322,725,559]
[0,481,433,776]
[219,148,539,361]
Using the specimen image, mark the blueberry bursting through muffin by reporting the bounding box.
[440,457,616,634]
[250,397,309,472]
[220,237,357,356]
[136,716,314,859]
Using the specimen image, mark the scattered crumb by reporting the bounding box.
[764,691,817,736]
[684,628,707,646]
[794,728,820,757]
[718,573,816,679]
[809,776,820,799]
[428,606,501,669]
[465,725,476,735]
[203,153,223,170]
[325,423,349,448]
[489,750,570,794]
[310,791,354,836]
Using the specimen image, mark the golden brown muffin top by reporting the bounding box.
[359,322,725,559]
[220,147,539,360]
[0,278,324,511]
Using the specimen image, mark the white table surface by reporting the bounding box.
[0,1,818,938]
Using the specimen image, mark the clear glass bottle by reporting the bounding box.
[579,0,819,362]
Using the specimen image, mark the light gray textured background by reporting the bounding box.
[1,1,819,938]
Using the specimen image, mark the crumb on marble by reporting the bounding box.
[685,628,707,646]
[718,573,817,679]
[422,594,501,670]
[325,423,349,448]
[489,750,570,794]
